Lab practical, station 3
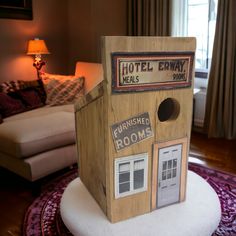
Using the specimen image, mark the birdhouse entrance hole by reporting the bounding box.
[157,98,180,122]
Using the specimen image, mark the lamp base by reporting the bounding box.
[33,59,46,79]
[33,60,45,71]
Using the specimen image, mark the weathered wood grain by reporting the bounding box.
[75,36,196,223]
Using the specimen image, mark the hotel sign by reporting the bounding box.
[112,52,194,93]
[111,112,153,152]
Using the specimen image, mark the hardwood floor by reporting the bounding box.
[0,169,34,236]
[0,167,71,236]
[0,131,235,236]
[190,131,236,175]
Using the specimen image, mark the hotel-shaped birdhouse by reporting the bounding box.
[75,36,196,223]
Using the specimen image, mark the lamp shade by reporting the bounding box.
[27,39,50,55]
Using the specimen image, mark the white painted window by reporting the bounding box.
[115,153,148,199]
[172,0,218,76]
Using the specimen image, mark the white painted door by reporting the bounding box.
[157,144,182,208]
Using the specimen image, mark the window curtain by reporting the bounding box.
[171,0,187,37]
[127,0,171,36]
[204,0,236,139]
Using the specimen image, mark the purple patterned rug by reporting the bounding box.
[23,163,236,236]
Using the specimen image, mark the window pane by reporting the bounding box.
[173,159,177,168]
[168,160,172,169]
[119,162,130,172]
[207,0,218,68]
[167,169,172,179]
[163,161,167,170]
[134,169,144,190]
[119,172,130,183]
[172,168,177,178]
[119,182,130,194]
[162,171,167,180]
[187,0,218,70]
[188,0,208,69]
[134,159,144,170]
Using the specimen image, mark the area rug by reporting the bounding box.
[23,163,236,236]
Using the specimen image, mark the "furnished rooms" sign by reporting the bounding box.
[111,112,153,151]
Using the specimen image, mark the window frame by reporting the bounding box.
[195,69,208,79]
[187,0,218,79]
[114,153,148,199]
[171,0,218,79]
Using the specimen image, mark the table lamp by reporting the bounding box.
[27,38,50,76]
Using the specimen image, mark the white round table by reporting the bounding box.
[60,171,221,236]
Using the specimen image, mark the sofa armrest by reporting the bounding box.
[75,62,104,95]
[74,80,106,111]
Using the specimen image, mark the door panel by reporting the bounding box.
[157,144,182,208]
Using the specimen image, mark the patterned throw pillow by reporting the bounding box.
[0,92,26,118]
[0,79,46,118]
[41,73,85,106]
[0,79,46,104]
[17,88,44,109]
[19,79,46,104]
[0,80,24,93]
[40,72,76,82]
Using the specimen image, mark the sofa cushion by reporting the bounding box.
[3,104,74,122]
[0,111,75,158]
[0,144,77,181]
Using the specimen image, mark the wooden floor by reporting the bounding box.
[0,131,236,236]
[190,131,236,175]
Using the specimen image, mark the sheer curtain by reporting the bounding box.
[204,0,236,139]
[171,0,187,36]
[127,0,171,36]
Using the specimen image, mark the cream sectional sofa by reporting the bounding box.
[0,61,103,181]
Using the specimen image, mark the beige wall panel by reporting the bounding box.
[76,96,107,213]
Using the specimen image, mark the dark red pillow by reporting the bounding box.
[0,92,26,118]
[19,79,46,104]
[17,88,44,109]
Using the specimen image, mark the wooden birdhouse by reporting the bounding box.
[75,36,196,223]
